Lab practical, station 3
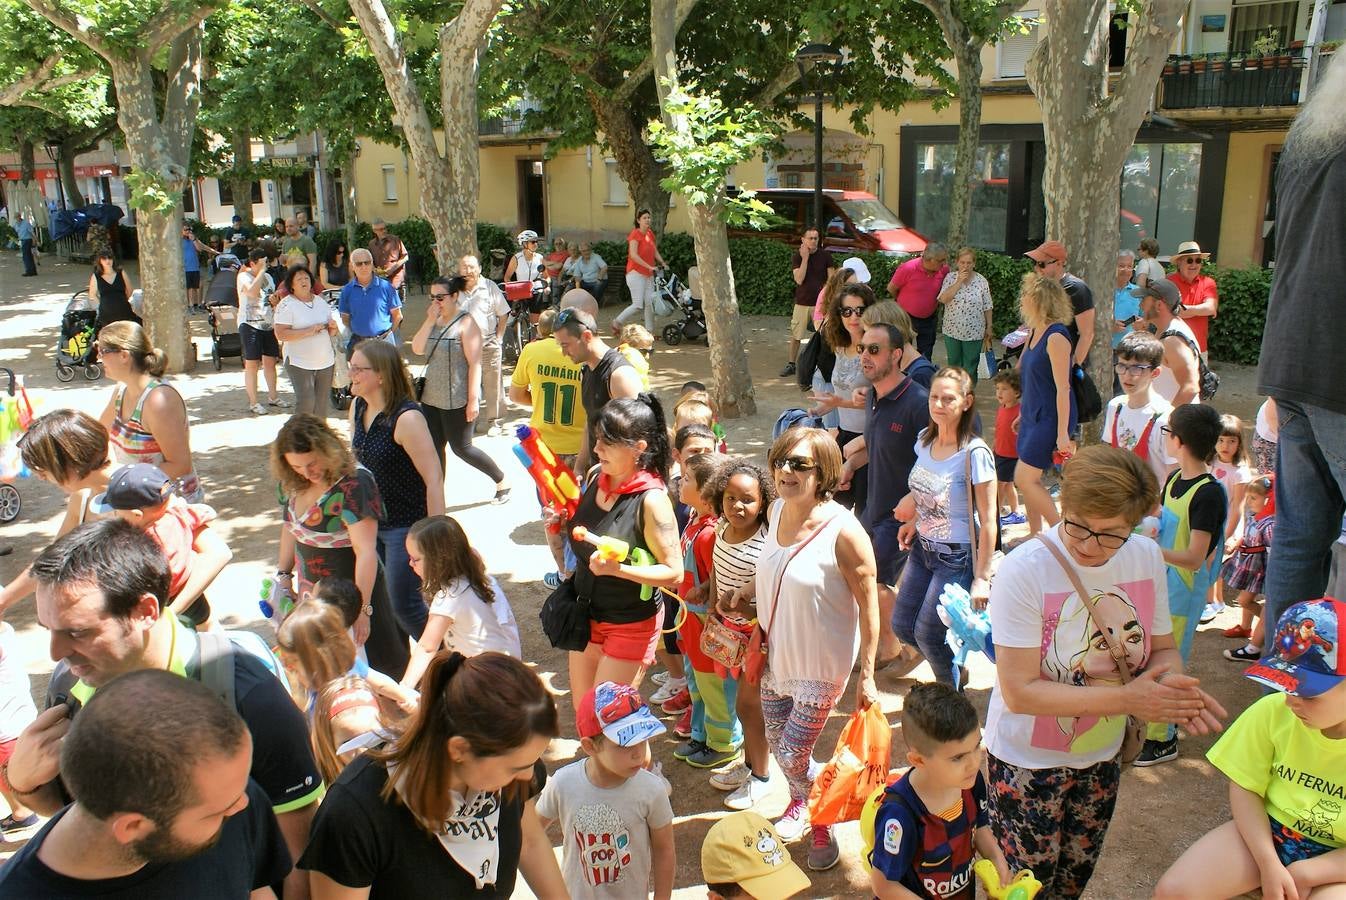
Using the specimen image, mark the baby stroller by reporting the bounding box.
[206,255,244,370]
[54,291,103,383]
[325,289,353,411]
[997,326,1030,373]
[658,268,706,346]
[0,367,35,524]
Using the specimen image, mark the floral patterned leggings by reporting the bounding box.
[759,673,837,803]
[987,753,1122,900]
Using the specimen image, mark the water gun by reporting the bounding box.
[258,576,295,625]
[513,425,580,533]
[937,583,995,680]
[571,527,659,600]
[974,860,1042,900]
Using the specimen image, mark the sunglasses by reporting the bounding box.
[858,343,891,356]
[772,455,818,473]
[1034,258,1058,270]
[429,292,451,300]
[1114,363,1155,376]
[554,308,591,332]
[840,306,866,318]
[1062,518,1130,550]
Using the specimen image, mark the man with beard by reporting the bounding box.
[0,669,291,896]
[3,520,319,899]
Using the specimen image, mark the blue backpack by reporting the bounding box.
[774,407,820,440]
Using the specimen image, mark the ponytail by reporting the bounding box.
[594,394,671,484]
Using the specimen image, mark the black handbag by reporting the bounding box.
[1071,363,1103,423]
[539,576,591,651]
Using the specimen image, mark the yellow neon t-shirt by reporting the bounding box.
[510,337,586,456]
[1207,692,1346,847]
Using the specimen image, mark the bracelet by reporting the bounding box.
[276,571,293,580]
[2,762,42,797]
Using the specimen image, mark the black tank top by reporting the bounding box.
[352,400,426,528]
[94,271,136,329]
[581,348,634,446]
[569,484,659,624]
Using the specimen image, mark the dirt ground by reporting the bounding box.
[0,251,1267,897]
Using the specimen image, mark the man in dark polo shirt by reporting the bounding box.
[840,322,929,665]
[782,227,834,377]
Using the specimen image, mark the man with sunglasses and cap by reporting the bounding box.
[1136,278,1201,407]
[1167,240,1218,356]
[1024,240,1095,367]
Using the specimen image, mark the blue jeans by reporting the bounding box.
[892,537,972,687]
[20,238,37,275]
[1263,398,1346,638]
[377,525,426,639]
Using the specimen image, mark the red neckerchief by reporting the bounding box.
[598,470,665,496]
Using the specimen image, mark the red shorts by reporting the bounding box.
[0,739,16,789]
[588,615,660,665]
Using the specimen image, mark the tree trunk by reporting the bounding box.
[1027,0,1182,436]
[947,45,984,250]
[229,125,253,226]
[651,0,755,418]
[57,140,85,209]
[591,95,671,236]
[19,140,34,182]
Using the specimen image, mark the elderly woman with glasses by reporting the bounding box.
[752,426,880,870]
[985,444,1225,898]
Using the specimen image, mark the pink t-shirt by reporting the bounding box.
[888,257,949,319]
[147,495,216,599]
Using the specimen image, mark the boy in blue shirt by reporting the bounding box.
[1155,598,1346,899]
[869,683,1009,899]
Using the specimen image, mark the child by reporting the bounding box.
[675,384,729,453]
[1204,414,1253,623]
[90,462,231,630]
[868,683,1010,899]
[674,453,741,769]
[618,324,655,391]
[1155,599,1346,900]
[992,370,1024,526]
[1223,474,1275,661]
[310,674,388,784]
[401,515,521,691]
[0,622,38,836]
[703,459,776,811]
[1139,402,1226,767]
[536,681,675,900]
[701,811,811,900]
[1101,332,1175,491]
[276,600,418,717]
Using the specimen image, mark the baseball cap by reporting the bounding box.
[840,257,871,284]
[1025,240,1068,264]
[90,463,172,514]
[702,811,811,899]
[575,681,666,746]
[1131,277,1182,311]
[1244,598,1346,697]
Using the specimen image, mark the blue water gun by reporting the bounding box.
[258,576,294,625]
[937,583,995,679]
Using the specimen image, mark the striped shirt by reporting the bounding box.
[712,520,767,607]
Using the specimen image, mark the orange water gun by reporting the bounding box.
[513,425,580,532]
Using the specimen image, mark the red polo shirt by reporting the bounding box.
[888,256,949,320]
[1169,272,1217,352]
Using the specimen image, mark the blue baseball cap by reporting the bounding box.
[1244,598,1346,698]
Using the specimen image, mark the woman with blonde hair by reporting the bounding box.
[272,413,409,677]
[96,320,202,501]
[1014,274,1077,537]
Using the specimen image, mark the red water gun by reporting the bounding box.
[513,425,580,532]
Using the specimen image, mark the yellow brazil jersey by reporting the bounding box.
[511,337,586,456]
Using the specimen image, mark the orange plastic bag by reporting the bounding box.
[808,703,891,826]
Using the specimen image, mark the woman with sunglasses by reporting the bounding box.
[755,425,880,871]
[985,444,1225,898]
[96,320,203,502]
[88,250,139,335]
[809,283,876,516]
[319,241,350,289]
[1014,274,1077,538]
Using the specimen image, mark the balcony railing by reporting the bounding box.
[478,117,531,137]
[1159,49,1308,110]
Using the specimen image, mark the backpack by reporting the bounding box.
[773,407,820,440]
[1160,328,1220,400]
[858,768,908,872]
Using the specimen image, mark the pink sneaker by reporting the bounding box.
[775,798,809,842]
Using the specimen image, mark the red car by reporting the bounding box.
[729,188,929,257]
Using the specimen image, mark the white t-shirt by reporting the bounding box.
[428,575,521,658]
[236,268,275,328]
[1101,395,1175,488]
[1135,256,1166,286]
[273,294,337,370]
[0,623,36,743]
[1153,317,1199,405]
[1211,460,1253,506]
[908,434,996,544]
[985,526,1172,770]
[535,760,674,900]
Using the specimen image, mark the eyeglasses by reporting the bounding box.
[347,363,373,374]
[840,306,866,318]
[1160,425,1173,437]
[1034,259,1058,270]
[353,260,373,266]
[858,343,891,356]
[772,455,818,473]
[1114,363,1155,376]
[1062,518,1130,550]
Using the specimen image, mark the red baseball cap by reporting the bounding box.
[1025,240,1068,264]
[575,681,666,745]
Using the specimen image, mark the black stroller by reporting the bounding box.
[658,267,707,346]
[206,254,244,370]
[55,291,103,382]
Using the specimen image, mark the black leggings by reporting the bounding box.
[422,403,505,483]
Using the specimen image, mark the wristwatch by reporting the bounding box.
[362,604,374,617]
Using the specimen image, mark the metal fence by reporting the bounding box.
[1159,51,1308,110]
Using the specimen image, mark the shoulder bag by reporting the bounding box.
[539,576,592,651]
[1034,535,1147,763]
[414,312,466,401]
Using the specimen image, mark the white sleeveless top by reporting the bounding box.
[754,499,860,705]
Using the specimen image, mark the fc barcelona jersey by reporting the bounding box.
[869,770,987,899]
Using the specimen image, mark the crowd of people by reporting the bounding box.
[0,54,1344,900]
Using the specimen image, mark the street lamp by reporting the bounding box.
[794,42,843,233]
[43,140,67,211]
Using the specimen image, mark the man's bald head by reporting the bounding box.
[560,288,598,320]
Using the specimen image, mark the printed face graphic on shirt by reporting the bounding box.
[572,803,632,887]
[1033,579,1156,754]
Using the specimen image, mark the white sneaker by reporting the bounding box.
[267,396,292,409]
[249,403,268,415]
[724,773,771,810]
[649,676,687,706]
[774,797,809,841]
[710,761,751,791]
[649,670,671,686]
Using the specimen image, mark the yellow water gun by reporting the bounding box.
[974,860,1043,900]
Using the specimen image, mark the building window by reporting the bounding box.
[912,142,1012,251]
[997,13,1040,78]
[605,160,627,205]
[1230,1,1299,52]
[1120,142,1204,253]
[381,165,397,202]
[217,180,262,206]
